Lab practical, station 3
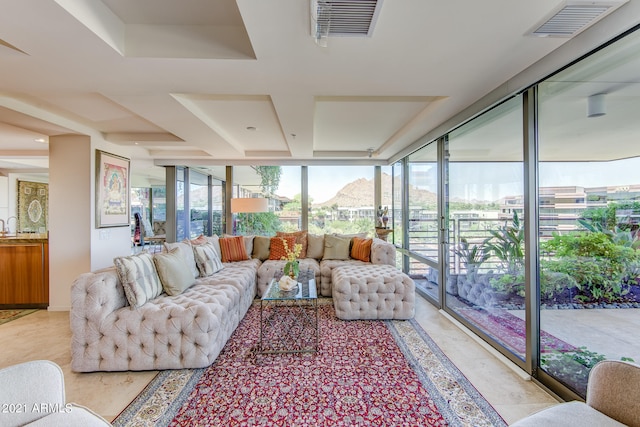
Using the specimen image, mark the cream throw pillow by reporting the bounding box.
[252,236,271,261]
[307,233,324,259]
[164,240,199,278]
[153,248,195,296]
[322,234,351,260]
[114,252,163,308]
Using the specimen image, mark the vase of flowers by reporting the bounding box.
[281,237,302,279]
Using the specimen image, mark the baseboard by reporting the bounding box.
[47,305,70,312]
[439,309,532,381]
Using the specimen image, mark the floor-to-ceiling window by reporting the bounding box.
[308,166,374,236]
[537,28,640,397]
[189,170,209,238]
[445,96,525,360]
[407,143,440,302]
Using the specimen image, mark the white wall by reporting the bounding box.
[0,176,8,225]
[48,134,133,311]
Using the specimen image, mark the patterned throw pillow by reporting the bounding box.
[269,236,297,260]
[204,235,221,258]
[152,248,195,296]
[223,234,254,259]
[113,252,163,308]
[219,235,249,263]
[322,234,351,260]
[192,242,224,277]
[276,231,308,258]
[351,237,373,262]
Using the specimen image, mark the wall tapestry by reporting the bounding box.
[96,150,130,228]
[17,180,48,233]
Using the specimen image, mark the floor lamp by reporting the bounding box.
[230,198,269,235]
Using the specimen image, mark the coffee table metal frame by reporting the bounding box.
[259,272,318,355]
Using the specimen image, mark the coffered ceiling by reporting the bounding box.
[0,0,635,182]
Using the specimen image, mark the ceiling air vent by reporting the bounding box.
[310,0,382,46]
[529,1,628,38]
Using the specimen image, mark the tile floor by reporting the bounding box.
[0,295,559,425]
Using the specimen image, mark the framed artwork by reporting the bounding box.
[95,150,130,228]
[17,180,48,233]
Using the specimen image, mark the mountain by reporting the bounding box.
[314,173,437,208]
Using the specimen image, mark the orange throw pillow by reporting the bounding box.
[269,236,297,260]
[351,237,372,262]
[276,230,308,258]
[219,235,249,262]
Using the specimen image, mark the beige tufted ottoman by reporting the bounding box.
[331,264,415,320]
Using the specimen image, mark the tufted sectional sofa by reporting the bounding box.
[256,237,398,297]
[70,234,413,372]
[70,258,259,372]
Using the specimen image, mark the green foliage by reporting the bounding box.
[489,273,524,296]
[454,238,490,282]
[236,212,281,236]
[484,212,525,275]
[254,166,282,197]
[541,347,634,396]
[541,232,639,303]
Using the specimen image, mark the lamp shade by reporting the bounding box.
[231,198,269,213]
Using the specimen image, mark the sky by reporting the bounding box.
[277,166,375,203]
[275,157,640,203]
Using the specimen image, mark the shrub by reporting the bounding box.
[542,232,639,303]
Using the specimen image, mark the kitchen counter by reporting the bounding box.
[0,234,48,244]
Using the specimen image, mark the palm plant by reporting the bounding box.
[484,212,525,276]
[454,238,490,282]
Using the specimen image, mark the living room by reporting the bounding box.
[2,1,640,425]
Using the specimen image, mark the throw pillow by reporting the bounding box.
[223,234,254,259]
[152,248,195,296]
[269,236,297,260]
[322,234,351,260]
[219,235,250,262]
[252,235,271,261]
[204,235,221,258]
[192,242,224,277]
[276,230,308,258]
[306,233,324,259]
[190,235,207,246]
[351,237,373,262]
[113,252,163,308]
[164,240,199,278]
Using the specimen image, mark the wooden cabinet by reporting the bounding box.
[0,240,48,308]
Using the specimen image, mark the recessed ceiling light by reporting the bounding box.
[246,126,257,131]
[34,138,46,143]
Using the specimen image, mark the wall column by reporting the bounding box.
[48,134,92,311]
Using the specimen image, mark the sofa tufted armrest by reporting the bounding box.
[70,268,129,366]
[371,238,396,266]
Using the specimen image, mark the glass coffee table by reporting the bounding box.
[259,269,318,355]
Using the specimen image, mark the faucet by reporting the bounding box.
[6,216,16,234]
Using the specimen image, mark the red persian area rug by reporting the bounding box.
[113,302,506,427]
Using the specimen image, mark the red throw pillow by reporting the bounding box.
[351,237,372,262]
[269,236,297,260]
[219,236,249,262]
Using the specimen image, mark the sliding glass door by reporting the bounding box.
[444,96,526,362]
[536,28,640,398]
